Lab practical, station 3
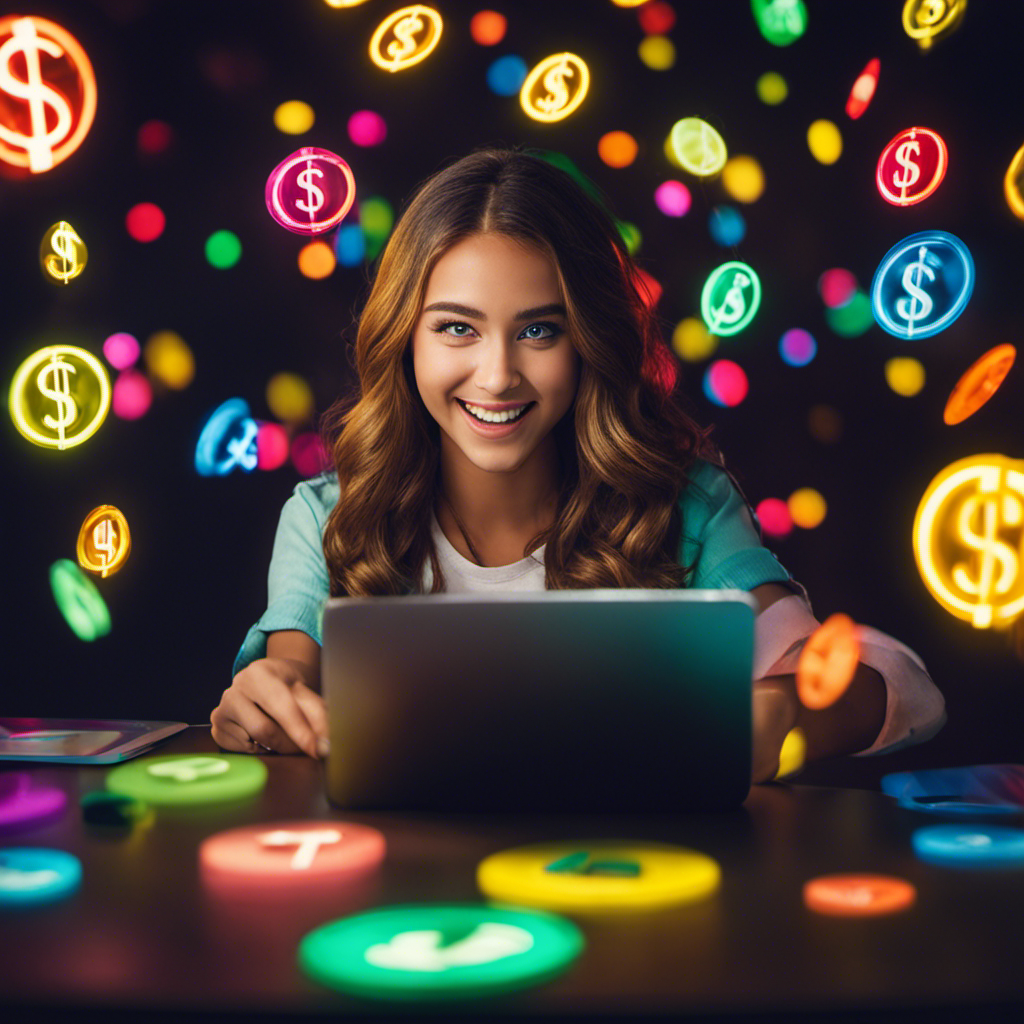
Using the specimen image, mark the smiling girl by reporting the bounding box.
[212,146,945,784]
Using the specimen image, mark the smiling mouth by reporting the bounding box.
[455,399,536,423]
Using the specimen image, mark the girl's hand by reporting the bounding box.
[210,658,328,759]
[751,678,800,784]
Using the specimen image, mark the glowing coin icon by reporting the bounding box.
[369,5,443,73]
[796,613,861,710]
[39,220,87,284]
[912,824,1024,868]
[200,820,385,885]
[519,53,590,124]
[751,0,808,47]
[0,16,97,173]
[876,128,947,207]
[265,147,356,236]
[49,559,111,641]
[0,848,81,906]
[913,455,1024,630]
[76,505,131,579]
[701,261,761,336]
[80,791,152,829]
[106,754,267,806]
[9,345,111,451]
[803,875,916,917]
[944,345,1016,425]
[298,904,583,1000]
[0,773,67,834]
[1004,142,1024,220]
[477,841,720,913]
[670,117,727,177]
[194,397,259,476]
[902,0,967,51]
[871,230,974,340]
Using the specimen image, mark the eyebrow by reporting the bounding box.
[422,301,567,321]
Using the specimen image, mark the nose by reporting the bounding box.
[474,338,521,392]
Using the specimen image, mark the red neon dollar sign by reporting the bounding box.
[0,18,72,172]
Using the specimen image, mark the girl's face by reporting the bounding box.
[411,232,580,475]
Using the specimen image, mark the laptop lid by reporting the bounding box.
[322,589,756,813]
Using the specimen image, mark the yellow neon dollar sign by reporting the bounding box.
[952,491,1022,628]
[36,350,78,449]
[915,0,947,27]
[92,518,116,569]
[536,57,571,116]
[44,221,84,282]
[387,11,423,63]
[0,17,73,172]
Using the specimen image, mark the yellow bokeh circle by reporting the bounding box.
[885,357,926,397]
[144,331,195,390]
[638,35,675,71]
[721,155,765,203]
[273,101,315,135]
[756,71,788,105]
[788,488,827,529]
[672,317,718,362]
[807,119,843,165]
[266,372,314,423]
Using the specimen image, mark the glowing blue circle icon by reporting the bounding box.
[911,825,1024,868]
[195,398,259,477]
[870,230,974,340]
[708,205,746,247]
[0,847,82,906]
[487,55,528,97]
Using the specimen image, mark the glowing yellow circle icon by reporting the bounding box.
[40,221,87,284]
[519,53,590,123]
[902,0,967,50]
[669,117,727,177]
[913,454,1024,630]
[477,841,720,914]
[76,505,131,578]
[369,5,443,73]
[9,345,110,450]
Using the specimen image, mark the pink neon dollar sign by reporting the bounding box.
[295,159,325,224]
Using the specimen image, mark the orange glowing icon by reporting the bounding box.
[796,613,861,710]
[876,127,947,207]
[520,53,590,123]
[804,874,917,917]
[845,58,879,119]
[76,505,131,578]
[944,344,1016,425]
[369,5,442,73]
[0,15,97,173]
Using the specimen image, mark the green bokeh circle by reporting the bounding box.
[105,754,267,806]
[297,903,584,1001]
[205,230,242,269]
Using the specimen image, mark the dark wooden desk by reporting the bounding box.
[2,727,1022,1023]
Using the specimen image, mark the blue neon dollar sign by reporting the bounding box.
[295,159,324,222]
[36,351,78,449]
[895,245,935,337]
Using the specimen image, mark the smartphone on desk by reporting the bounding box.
[0,718,188,764]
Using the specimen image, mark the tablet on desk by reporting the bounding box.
[0,718,188,764]
[322,589,757,814]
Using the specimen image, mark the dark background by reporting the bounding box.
[4,0,1022,788]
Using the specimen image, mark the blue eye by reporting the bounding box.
[430,320,562,341]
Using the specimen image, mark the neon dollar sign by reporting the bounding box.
[893,134,922,203]
[294,159,324,222]
[915,0,947,28]
[952,478,1022,629]
[387,11,424,65]
[36,350,78,449]
[45,221,82,282]
[537,57,572,115]
[92,518,116,570]
[895,245,934,337]
[711,272,750,330]
[0,18,73,172]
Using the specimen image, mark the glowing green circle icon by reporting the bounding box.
[49,559,111,641]
[297,903,584,1001]
[701,261,762,337]
[106,754,267,806]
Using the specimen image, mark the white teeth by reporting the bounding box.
[463,402,529,423]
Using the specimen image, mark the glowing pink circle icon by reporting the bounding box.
[112,368,152,420]
[0,772,67,834]
[755,497,793,538]
[347,110,387,147]
[103,332,140,370]
[265,147,356,236]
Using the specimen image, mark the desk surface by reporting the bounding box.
[2,727,1023,1023]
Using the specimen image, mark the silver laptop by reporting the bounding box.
[322,589,756,813]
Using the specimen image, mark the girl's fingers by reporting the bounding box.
[235,675,316,756]
[211,714,258,754]
[228,690,305,755]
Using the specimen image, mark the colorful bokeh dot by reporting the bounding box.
[708,205,746,247]
[885,357,926,397]
[826,289,874,336]
[298,240,336,279]
[273,100,314,134]
[266,372,314,423]
[206,230,242,269]
[487,55,527,96]
[103,333,140,371]
[348,110,387,147]
[112,369,152,420]
[818,268,858,309]
[703,360,748,407]
[654,180,691,217]
[638,35,675,70]
[756,498,793,538]
[144,330,195,390]
[335,223,366,266]
[126,203,165,242]
[780,328,817,367]
[638,1,676,34]
[257,422,290,471]
[470,10,507,45]
[722,155,765,203]
[808,404,843,443]
[598,131,639,168]
[136,119,174,158]
[756,71,788,105]
[789,488,827,529]
[291,431,332,477]
[808,120,843,164]
[672,317,718,362]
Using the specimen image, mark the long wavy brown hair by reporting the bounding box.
[318,145,728,596]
